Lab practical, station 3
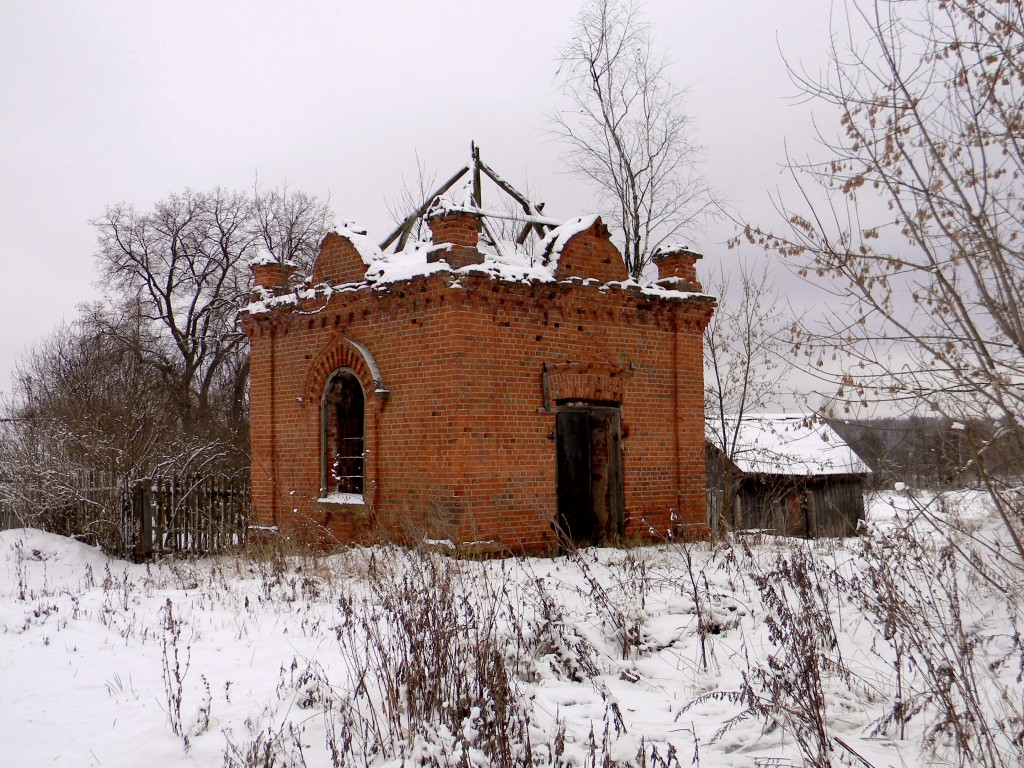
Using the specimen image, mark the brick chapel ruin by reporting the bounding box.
[240,146,715,553]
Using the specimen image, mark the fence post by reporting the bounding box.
[706,489,722,536]
[132,479,153,562]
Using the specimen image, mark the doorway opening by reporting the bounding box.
[555,404,624,547]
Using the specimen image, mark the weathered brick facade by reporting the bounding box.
[239,208,714,553]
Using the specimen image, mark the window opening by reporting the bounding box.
[323,369,365,497]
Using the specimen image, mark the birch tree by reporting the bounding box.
[552,0,712,278]
[704,259,791,530]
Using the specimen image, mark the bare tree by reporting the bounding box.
[0,306,194,548]
[252,182,333,272]
[743,0,1024,562]
[703,258,791,530]
[94,186,332,425]
[95,189,253,423]
[552,0,713,278]
[385,150,438,245]
[7,303,179,464]
[721,8,1024,761]
[2,184,331,547]
[704,260,789,444]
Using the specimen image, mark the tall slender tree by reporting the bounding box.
[552,0,713,278]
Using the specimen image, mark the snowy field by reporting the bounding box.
[1,490,1021,767]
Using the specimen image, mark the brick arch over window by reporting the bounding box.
[304,335,387,504]
[304,335,387,405]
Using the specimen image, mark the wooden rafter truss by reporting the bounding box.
[380,141,559,254]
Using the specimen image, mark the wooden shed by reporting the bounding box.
[706,414,871,537]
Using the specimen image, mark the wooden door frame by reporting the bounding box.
[554,403,625,547]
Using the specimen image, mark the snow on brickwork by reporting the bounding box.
[539,214,600,266]
[243,214,709,317]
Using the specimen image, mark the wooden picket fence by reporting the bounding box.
[1,473,248,558]
[0,473,128,548]
[129,475,249,560]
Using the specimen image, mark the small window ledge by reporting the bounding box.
[318,492,365,505]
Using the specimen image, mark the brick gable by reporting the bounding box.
[550,217,629,283]
[311,232,372,286]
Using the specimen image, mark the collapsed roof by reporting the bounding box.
[245,142,710,315]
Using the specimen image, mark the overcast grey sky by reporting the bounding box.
[0,0,839,398]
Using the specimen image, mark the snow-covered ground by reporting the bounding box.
[1,489,1020,767]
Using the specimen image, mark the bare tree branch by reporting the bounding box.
[552,0,714,278]
[744,0,1024,563]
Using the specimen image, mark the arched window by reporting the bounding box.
[322,368,365,498]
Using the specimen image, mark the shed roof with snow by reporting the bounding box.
[707,414,872,478]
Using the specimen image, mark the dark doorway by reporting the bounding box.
[556,405,624,546]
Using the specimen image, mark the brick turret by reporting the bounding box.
[651,245,703,292]
[425,199,485,269]
[250,257,295,299]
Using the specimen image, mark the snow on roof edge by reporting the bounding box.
[333,224,383,266]
[241,214,714,316]
[539,215,600,270]
[706,413,872,477]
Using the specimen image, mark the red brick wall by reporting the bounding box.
[652,249,703,291]
[427,211,484,268]
[427,210,479,249]
[311,232,368,286]
[242,231,714,552]
[554,218,630,283]
[252,262,294,293]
